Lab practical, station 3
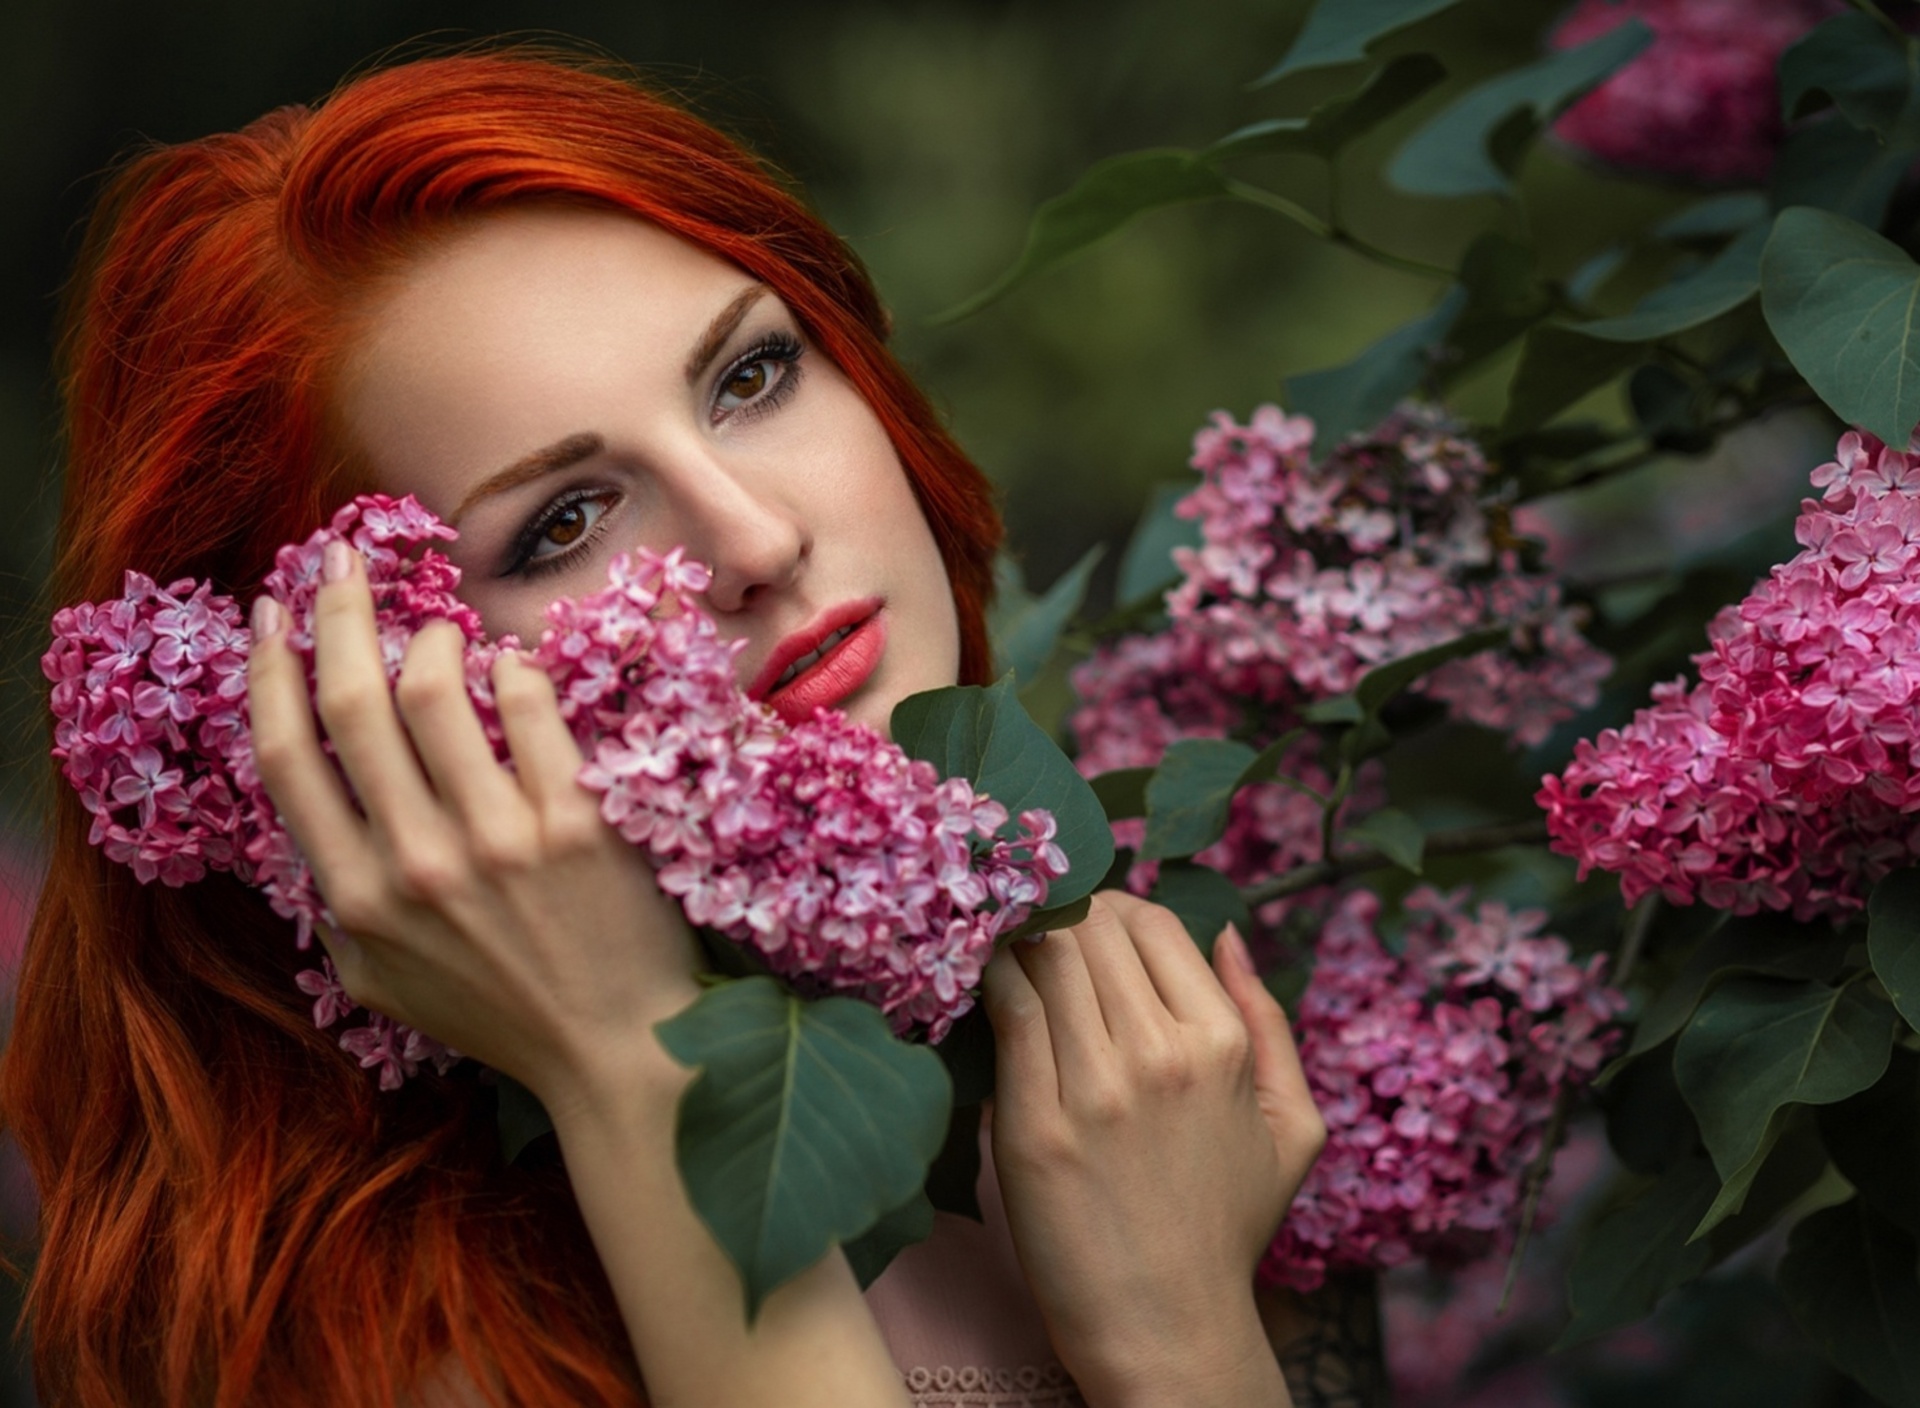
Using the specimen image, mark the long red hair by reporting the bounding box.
[1,49,1002,1407]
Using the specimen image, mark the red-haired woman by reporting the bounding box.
[3,51,1349,1408]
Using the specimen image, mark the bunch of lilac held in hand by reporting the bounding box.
[45,496,1066,1087]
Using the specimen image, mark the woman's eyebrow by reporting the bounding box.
[451,431,604,525]
[684,284,771,383]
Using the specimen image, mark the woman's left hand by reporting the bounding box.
[981,892,1325,1408]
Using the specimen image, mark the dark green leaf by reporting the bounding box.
[1302,694,1364,724]
[1762,205,1920,446]
[1149,861,1252,959]
[1387,21,1653,197]
[1215,55,1447,161]
[1820,1047,1920,1236]
[1601,1041,1701,1175]
[1779,13,1915,137]
[1704,1105,1829,1262]
[1344,807,1424,874]
[1352,626,1510,716]
[893,678,1114,908]
[1690,1104,1794,1240]
[842,1188,935,1289]
[1090,767,1152,822]
[1448,233,1551,370]
[1770,118,1911,228]
[1115,482,1203,606]
[1627,911,1840,1060]
[1566,246,1628,304]
[495,1075,555,1165]
[1869,867,1920,1031]
[1287,287,1467,455]
[1779,1199,1920,1408]
[1140,737,1259,862]
[1254,0,1463,84]
[657,978,952,1317]
[1577,220,1770,342]
[1673,975,1898,1187]
[1500,325,1647,435]
[935,152,1230,323]
[991,545,1103,686]
[1653,193,1770,241]
[925,1101,983,1221]
[1558,1156,1719,1347]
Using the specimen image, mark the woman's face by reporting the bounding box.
[333,205,961,734]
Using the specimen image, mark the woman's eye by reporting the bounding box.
[526,493,613,563]
[718,359,776,410]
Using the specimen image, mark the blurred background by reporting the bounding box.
[0,0,1853,1403]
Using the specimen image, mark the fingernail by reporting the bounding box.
[1221,923,1255,976]
[1022,929,1048,945]
[251,595,281,638]
[323,540,352,583]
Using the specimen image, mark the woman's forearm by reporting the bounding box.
[546,1044,910,1408]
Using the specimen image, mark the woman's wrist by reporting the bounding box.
[1067,1290,1290,1408]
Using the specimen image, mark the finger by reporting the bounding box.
[395,622,525,825]
[246,596,382,895]
[490,651,590,815]
[1213,923,1314,1119]
[1064,891,1175,1040]
[981,945,1059,1110]
[1101,890,1240,1026]
[1012,917,1116,1080]
[309,544,441,830]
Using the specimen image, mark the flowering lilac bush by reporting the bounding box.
[1258,889,1621,1295]
[1549,0,1844,185]
[46,496,1067,1086]
[1540,430,1920,919]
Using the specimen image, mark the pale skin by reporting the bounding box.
[244,205,1328,1407]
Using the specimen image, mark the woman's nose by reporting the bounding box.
[667,455,809,614]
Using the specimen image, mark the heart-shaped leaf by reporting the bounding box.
[657,977,952,1317]
[1254,0,1464,85]
[1577,219,1771,343]
[1139,738,1260,862]
[1148,861,1252,959]
[1287,286,1467,455]
[990,545,1103,687]
[1558,1156,1719,1347]
[1344,807,1425,874]
[1762,206,1920,446]
[1115,482,1203,608]
[1215,55,1447,160]
[1869,867,1920,1032]
[1779,1198,1920,1408]
[892,678,1114,908]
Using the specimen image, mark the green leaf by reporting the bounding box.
[1254,0,1462,84]
[1287,286,1467,456]
[934,1007,997,1108]
[1344,807,1424,874]
[1499,325,1646,435]
[1558,1156,1719,1347]
[1115,482,1202,607]
[1770,117,1912,228]
[1820,1048,1920,1237]
[1148,861,1252,960]
[1762,206,1920,446]
[1779,1199,1920,1408]
[1352,626,1510,717]
[495,1075,555,1165]
[1576,219,1771,342]
[934,151,1229,322]
[1140,738,1259,862]
[1214,55,1448,160]
[1653,193,1770,241]
[1689,1104,1794,1240]
[1627,911,1840,1060]
[1779,13,1916,137]
[1089,767,1152,823]
[1673,975,1899,1186]
[990,545,1103,687]
[1387,21,1653,197]
[1703,1106,1830,1261]
[841,1188,935,1289]
[1869,867,1920,1032]
[892,678,1114,908]
[1448,233,1552,371]
[657,978,952,1317]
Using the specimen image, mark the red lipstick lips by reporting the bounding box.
[750,599,886,727]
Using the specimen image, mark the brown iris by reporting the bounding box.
[725,362,769,400]
[544,503,589,547]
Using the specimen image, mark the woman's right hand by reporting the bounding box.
[246,541,703,1115]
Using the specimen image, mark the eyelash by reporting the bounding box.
[502,332,807,580]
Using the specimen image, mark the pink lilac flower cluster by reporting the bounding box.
[1260,889,1623,1294]
[1540,429,1920,919]
[1550,0,1844,185]
[1067,405,1608,912]
[46,496,1065,1086]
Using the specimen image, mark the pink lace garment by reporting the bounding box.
[864,1115,1086,1408]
